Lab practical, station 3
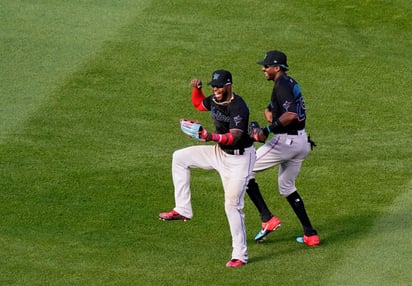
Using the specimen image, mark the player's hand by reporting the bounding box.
[190,79,202,89]
[248,121,265,143]
[264,108,272,123]
[256,129,268,142]
[199,126,211,141]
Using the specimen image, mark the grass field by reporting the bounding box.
[1,0,411,285]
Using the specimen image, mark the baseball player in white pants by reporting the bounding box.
[159,70,256,268]
[171,145,255,264]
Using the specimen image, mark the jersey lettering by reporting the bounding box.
[210,106,230,123]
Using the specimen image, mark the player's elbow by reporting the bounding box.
[230,130,243,145]
[280,112,298,125]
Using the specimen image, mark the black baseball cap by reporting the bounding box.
[208,69,232,86]
[257,50,288,69]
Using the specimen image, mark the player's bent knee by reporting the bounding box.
[173,149,188,162]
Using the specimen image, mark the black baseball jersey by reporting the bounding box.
[268,74,306,132]
[202,93,253,150]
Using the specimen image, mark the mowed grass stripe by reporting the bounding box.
[0,1,154,285]
[0,0,149,141]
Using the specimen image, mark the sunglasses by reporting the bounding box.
[263,65,275,69]
[211,84,225,88]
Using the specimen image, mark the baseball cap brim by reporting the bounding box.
[256,60,269,65]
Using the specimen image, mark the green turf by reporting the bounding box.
[327,181,412,285]
[0,0,411,285]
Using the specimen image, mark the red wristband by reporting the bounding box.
[211,133,234,145]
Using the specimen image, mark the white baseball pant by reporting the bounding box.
[172,144,256,263]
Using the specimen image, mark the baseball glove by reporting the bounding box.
[180,119,208,141]
[248,121,265,143]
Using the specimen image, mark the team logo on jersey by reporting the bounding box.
[233,115,243,126]
[282,100,291,111]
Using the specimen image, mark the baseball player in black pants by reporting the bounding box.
[247,50,319,246]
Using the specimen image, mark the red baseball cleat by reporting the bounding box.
[159,210,190,221]
[303,234,320,246]
[226,259,246,268]
[254,216,281,242]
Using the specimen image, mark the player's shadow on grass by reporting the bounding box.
[248,212,376,264]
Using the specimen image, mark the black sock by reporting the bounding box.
[246,179,273,222]
[286,191,317,236]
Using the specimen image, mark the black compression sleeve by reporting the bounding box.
[262,119,283,136]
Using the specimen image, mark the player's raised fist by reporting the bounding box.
[190,79,202,89]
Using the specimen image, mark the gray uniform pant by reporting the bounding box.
[252,130,311,197]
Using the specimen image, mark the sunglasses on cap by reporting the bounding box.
[264,64,288,69]
[263,64,276,69]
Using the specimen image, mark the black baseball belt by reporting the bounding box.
[286,129,305,135]
[221,147,245,155]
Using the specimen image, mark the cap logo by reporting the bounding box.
[213,73,220,80]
